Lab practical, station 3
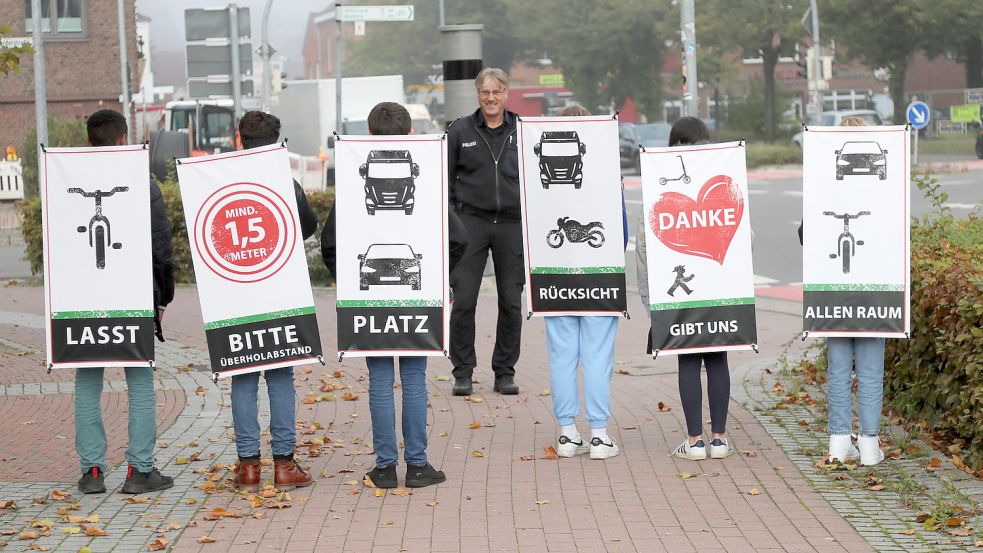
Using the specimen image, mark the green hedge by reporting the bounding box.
[884,177,983,469]
[745,143,801,168]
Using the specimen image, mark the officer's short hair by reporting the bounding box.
[475,67,509,91]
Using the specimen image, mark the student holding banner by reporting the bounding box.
[635,117,737,461]
[73,110,175,494]
[228,111,318,489]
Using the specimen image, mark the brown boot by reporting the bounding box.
[274,456,313,489]
[233,458,261,489]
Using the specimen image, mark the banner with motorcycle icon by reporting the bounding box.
[802,125,910,337]
[517,116,627,316]
[333,135,450,357]
[40,145,155,368]
[176,145,323,378]
[640,141,757,356]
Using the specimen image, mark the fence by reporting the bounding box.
[288,152,327,192]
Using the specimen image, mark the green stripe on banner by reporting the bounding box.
[803,284,904,292]
[203,306,317,330]
[650,297,755,311]
[336,299,443,308]
[530,266,625,275]
[51,310,154,319]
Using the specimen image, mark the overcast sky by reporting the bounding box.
[138,0,330,81]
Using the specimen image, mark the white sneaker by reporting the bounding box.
[828,434,860,463]
[589,437,619,460]
[708,438,736,459]
[858,435,884,466]
[556,435,589,458]
[672,439,707,460]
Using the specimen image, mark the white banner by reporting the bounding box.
[802,125,911,337]
[176,145,322,377]
[40,145,155,368]
[517,115,627,316]
[333,135,450,358]
[640,141,757,355]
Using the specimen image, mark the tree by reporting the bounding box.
[823,0,933,124]
[922,0,983,89]
[699,0,806,142]
[0,25,34,75]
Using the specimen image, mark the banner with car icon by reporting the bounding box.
[176,144,323,378]
[40,145,156,369]
[802,126,911,337]
[640,141,758,356]
[334,134,450,357]
[517,116,628,316]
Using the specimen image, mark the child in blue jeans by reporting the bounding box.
[547,105,628,460]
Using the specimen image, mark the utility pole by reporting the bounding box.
[229,4,243,120]
[809,0,823,119]
[261,0,273,111]
[680,0,699,117]
[335,2,342,134]
[438,0,445,26]
[31,0,47,147]
[117,0,132,143]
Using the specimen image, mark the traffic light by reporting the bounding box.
[795,48,808,79]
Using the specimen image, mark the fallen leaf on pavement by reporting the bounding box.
[471,450,485,458]
[175,457,189,465]
[468,421,482,430]
[675,473,699,479]
[657,402,671,412]
[465,396,483,404]
[950,527,972,537]
[82,525,106,537]
[198,535,216,543]
[342,392,359,401]
[164,521,182,532]
[18,531,39,540]
[195,386,205,396]
[374,489,385,497]
[391,488,412,497]
[148,538,168,551]
[542,446,558,460]
[51,491,71,501]
[868,484,885,491]
[616,368,630,375]
[185,498,198,505]
[924,517,940,531]
[519,455,535,461]
[946,516,964,527]
[902,529,915,535]
[535,499,550,505]
[434,375,451,382]
[747,488,762,496]
[926,457,943,472]
[125,497,150,504]
[537,390,551,396]
[60,527,81,535]
[426,501,438,507]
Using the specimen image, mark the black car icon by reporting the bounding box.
[359,150,420,215]
[358,243,422,291]
[834,141,888,180]
[533,131,586,189]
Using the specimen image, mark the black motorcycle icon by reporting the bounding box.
[68,186,128,269]
[659,155,691,186]
[823,210,870,274]
[546,217,605,248]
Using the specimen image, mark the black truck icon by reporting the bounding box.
[359,150,419,215]
[834,141,888,180]
[358,243,422,291]
[533,131,586,189]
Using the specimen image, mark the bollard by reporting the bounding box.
[439,24,484,127]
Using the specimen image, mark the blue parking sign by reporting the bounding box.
[906,101,931,130]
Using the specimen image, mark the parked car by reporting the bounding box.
[358,243,422,291]
[834,141,888,180]
[359,150,419,215]
[792,110,884,148]
[619,122,672,172]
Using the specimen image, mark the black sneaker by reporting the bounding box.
[493,374,519,395]
[452,376,473,396]
[405,462,446,488]
[364,464,397,489]
[120,466,174,494]
[78,466,106,494]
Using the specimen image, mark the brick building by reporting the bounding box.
[301,6,361,80]
[0,0,138,152]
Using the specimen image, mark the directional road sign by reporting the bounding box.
[185,8,250,41]
[338,5,414,22]
[906,100,931,130]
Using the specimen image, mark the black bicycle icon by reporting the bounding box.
[823,210,870,274]
[68,186,128,269]
[659,155,691,186]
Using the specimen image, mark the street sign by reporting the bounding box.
[967,88,983,105]
[906,100,930,130]
[185,8,250,41]
[338,5,414,22]
[186,43,253,79]
[188,78,254,98]
[951,104,982,123]
[0,36,33,48]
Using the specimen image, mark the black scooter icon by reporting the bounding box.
[659,155,691,186]
[823,210,870,274]
[68,186,128,269]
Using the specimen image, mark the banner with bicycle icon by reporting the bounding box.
[176,144,323,378]
[640,141,758,356]
[40,145,156,368]
[333,134,450,357]
[517,115,628,316]
[802,125,911,337]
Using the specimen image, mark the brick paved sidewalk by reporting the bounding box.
[0,283,875,552]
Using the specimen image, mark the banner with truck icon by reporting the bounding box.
[333,134,450,357]
[801,126,911,338]
[517,115,628,316]
[176,145,323,378]
[40,145,155,368]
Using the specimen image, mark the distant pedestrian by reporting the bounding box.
[636,116,735,461]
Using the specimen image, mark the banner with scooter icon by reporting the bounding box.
[40,145,155,368]
[517,116,627,316]
[640,141,758,356]
[802,126,910,337]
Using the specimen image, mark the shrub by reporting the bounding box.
[20,117,88,198]
[745,143,801,168]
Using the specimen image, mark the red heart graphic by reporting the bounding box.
[649,174,744,265]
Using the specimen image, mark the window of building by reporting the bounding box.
[25,0,84,35]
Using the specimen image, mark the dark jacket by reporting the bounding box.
[320,203,468,281]
[447,109,520,221]
[150,180,174,340]
[293,179,318,240]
